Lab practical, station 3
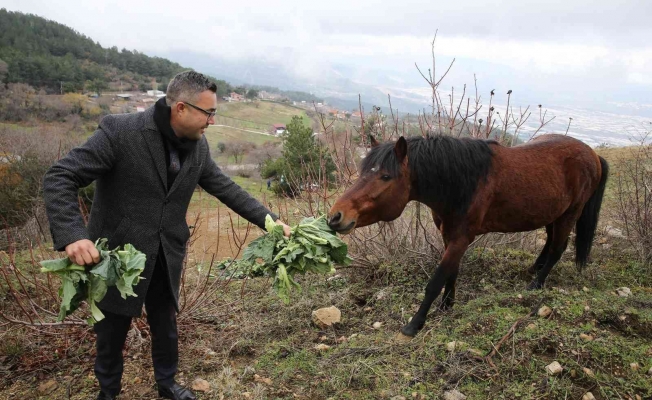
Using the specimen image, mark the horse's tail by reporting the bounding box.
[575,156,609,270]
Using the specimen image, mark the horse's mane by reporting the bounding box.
[361,135,495,215]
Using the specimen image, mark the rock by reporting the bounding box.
[605,226,624,238]
[363,306,373,312]
[582,367,595,378]
[443,389,467,400]
[538,305,553,318]
[390,396,406,400]
[37,380,57,394]
[582,392,596,400]
[191,378,210,392]
[133,377,142,384]
[253,374,273,385]
[526,323,537,330]
[584,305,590,312]
[372,321,383,329]
[336,336,347,343]
[630,362,640,371]
[314,344,331,352]
[579,333,594,341]
[242,393,251,399]
[648,366,652,376]
[546,361,563,376]
[376,288,389,300]
[517,294,523,299]
[616,287,632,297]
[570,369,577,378]
[582,287,590,292]
[311,306,341,329]
[446,341,466,352]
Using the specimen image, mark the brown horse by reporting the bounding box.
[328,134,608,337]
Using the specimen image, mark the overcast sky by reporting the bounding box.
[3,0,652,112]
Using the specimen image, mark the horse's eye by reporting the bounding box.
[380,175,391,181]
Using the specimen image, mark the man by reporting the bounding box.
[43,71,290,400]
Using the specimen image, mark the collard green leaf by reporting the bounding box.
[220,214,350,303]
[41,239,147,325]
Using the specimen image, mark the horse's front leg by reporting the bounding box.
[401,238,469,337]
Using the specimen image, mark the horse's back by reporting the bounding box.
[477,134,602,233]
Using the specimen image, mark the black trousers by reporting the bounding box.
[93,251,178,396]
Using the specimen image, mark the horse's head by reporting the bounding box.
[328,136,412,234]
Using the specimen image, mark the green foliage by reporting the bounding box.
[245,89,259,99]
[260,116,335,196]
[40,238,146,325]
[217,215,351,303]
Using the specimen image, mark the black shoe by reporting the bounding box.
[157,382,196,400]
[96,391,117,400]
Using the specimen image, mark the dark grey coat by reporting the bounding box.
[43,106,276,316]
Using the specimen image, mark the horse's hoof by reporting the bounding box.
[438,300,454,311]
[400,324,419,338]
[526,281,543,290]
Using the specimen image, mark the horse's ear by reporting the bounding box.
[394,136,408,163]
[369,135,380,148]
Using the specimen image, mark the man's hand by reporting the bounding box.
[65,239,100,266]
[276,220,291,237]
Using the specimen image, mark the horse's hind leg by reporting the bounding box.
[527,210,580,290]
[439,272,458,311]
[527,224,553,274]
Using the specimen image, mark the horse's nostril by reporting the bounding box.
[329,211,342,227]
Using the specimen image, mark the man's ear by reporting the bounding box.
[394,136,407,163]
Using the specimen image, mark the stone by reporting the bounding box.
[253,374,273,385]
[446,341,466,352]
[616,287,632,297]
[584,305,590,312]
[546,361,563,376]
[526,323,537,330]
[648,366,652,376]
[582,367,595,378]
[579,333,594,341]
[37,380,57,395]
[311,306,341,329]
[314,344,331,352]
[390,396,406,400]
[372,321,382,329]
[538,305,552,318]
[582,287,590,292]
[630,362,640,371]
[582,392,596,400]
[443,389,467,400]
[191,378,210,392]
[133,377,142,384]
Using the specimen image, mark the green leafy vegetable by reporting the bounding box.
[40,238,146,325]
[219,215,352,303]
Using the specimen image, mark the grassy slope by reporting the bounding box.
[2,143,651,399]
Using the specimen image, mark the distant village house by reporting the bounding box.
[271,124,286,136]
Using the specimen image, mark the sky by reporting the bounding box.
[3,0,652,117]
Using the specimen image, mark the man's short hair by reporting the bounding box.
[165,71,217,106]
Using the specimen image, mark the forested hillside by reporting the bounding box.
[0,8,232,94]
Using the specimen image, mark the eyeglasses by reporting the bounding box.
[181,101,216,123]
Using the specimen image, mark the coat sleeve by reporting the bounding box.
[198,143,277,230]
[43,119,119,251]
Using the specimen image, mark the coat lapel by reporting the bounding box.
[167,147,196,195]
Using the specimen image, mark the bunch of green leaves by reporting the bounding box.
[221,215,351,303]
[40,238,146,325]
